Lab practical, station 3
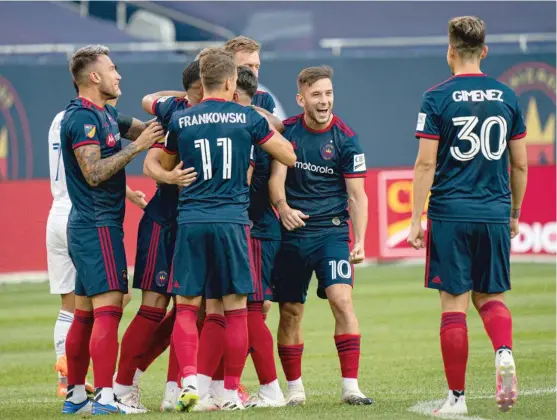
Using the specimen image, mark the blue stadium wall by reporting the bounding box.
[0,52,554,180]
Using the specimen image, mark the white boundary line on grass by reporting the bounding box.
[408,387,556,420]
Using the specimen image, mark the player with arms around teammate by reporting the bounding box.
[112,60,200,412]
[60,45,163,415]
[270,66,373,406]
[48,94,147,398]
[158,49,296,411]
[407,17,528,415]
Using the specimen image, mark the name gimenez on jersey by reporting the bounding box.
[294,161,334,174]
[178,112,247,128]
[452,89,503,102]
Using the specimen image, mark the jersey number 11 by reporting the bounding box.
[194,138,232,180]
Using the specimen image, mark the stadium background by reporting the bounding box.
[0,1,554,276]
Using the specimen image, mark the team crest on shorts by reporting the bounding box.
[320,140,335,160]
[106,133,116,147]
[156,271,169,288]
[332,216,341,226]
[122,268,128,282]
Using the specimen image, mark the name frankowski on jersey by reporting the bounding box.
[177,112,247,128]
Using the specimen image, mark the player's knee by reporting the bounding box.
[262,300,272,315]
[472,292,505,312]
[327,287,354,315]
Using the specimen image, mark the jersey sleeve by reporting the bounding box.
[116,113,133,139]
[163,118,178,155]
[152,96,181,130]
[415,92,440,140]
[340,135,367,178]
[250,145,257,167]
[248,108,273,145]
[263,93,277,115]
[510,98,527,140]
[67,109,101,150]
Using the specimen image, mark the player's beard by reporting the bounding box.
[100,82,120,101]
[308,106,332,125]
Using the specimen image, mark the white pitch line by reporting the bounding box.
[408,388,556,420]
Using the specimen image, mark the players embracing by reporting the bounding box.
[270,65,373,406]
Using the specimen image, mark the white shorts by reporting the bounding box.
[46,213,76,295]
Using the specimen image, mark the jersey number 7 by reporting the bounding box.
[194,138,232,180]
[451,116,507,162]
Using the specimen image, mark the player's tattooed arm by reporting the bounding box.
[408,138,438,249]
[75,123,164,187]
[120,117,149,141]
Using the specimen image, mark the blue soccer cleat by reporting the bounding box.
[62,398,93,415]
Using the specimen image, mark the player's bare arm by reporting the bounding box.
[247,165,254,185]
[269,159,308,231]
[253,106,284,133]
[408,138,439,249]
[143,147,197,187]
[121,118,148,141]
[125,185,147,209]
[508,139,528,238]
[75,123,164,187]
[346,177,368,264]
[259,132,296,167]
[142,91,187,115]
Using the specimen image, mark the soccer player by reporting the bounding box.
[224,36,277,115]
[48,92,148,398]
[407,16,528,415]
[269,66,373,406]
[113,60,200,412]
[157,49,295,411]
[60,45,163,415]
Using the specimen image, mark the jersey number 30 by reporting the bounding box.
[194,138,232,180]
[451,116,507,161]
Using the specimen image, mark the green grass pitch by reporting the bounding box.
[0,263,554,419]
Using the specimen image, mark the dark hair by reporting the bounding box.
[69,44,110,86]
[297,65,333,90]
[199,48,237,91]
[448,16,486,58]
[236,66,258,99]
[182,60,200,91]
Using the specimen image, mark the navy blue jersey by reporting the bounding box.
[252,90,276,115]
[282,114,366,238]
[143,96,190,225]
[61,97,125,228]
[249,144,281,240]
[164,98,273,225]
[415,74,527,223]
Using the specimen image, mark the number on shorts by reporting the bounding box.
[450,116,508,161]
[194,137,233,180]
[329,260,352,280]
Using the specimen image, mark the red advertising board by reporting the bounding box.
[0,167,554,274]
[368,166,556,260]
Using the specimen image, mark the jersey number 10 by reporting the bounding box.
[194,138,232,180]
[451,116,507,162]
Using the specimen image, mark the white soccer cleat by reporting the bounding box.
[245,392,286,408]
[341,389,374,405]
[496,349,518,412]
[220,394,245,411]
[285,386,306,406]
[117,390,147,412]
[433,391,468,415]
[160,385,179,412]
[114,399,149,415]
[192,394,221,412]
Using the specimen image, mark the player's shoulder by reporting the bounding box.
[283,113,303,127]
[64,99,101,124]
[254,90,271,100]
[331,115,357,138]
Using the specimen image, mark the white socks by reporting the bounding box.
[287,378,304,390]
[260,379,284,400]
[54,310,73,378]
[98,387,116,405]
[197,374,212,398]
[342,378,360,392]
[67,385,87,403]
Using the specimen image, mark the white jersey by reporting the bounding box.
[48,111,72,216]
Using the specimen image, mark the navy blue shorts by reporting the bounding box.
[67,226,128,297]
[133,213,176,295]
[273,234,353,304]
[248,238,280,302]
[425,219,511,295]
[170,223,255,299]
